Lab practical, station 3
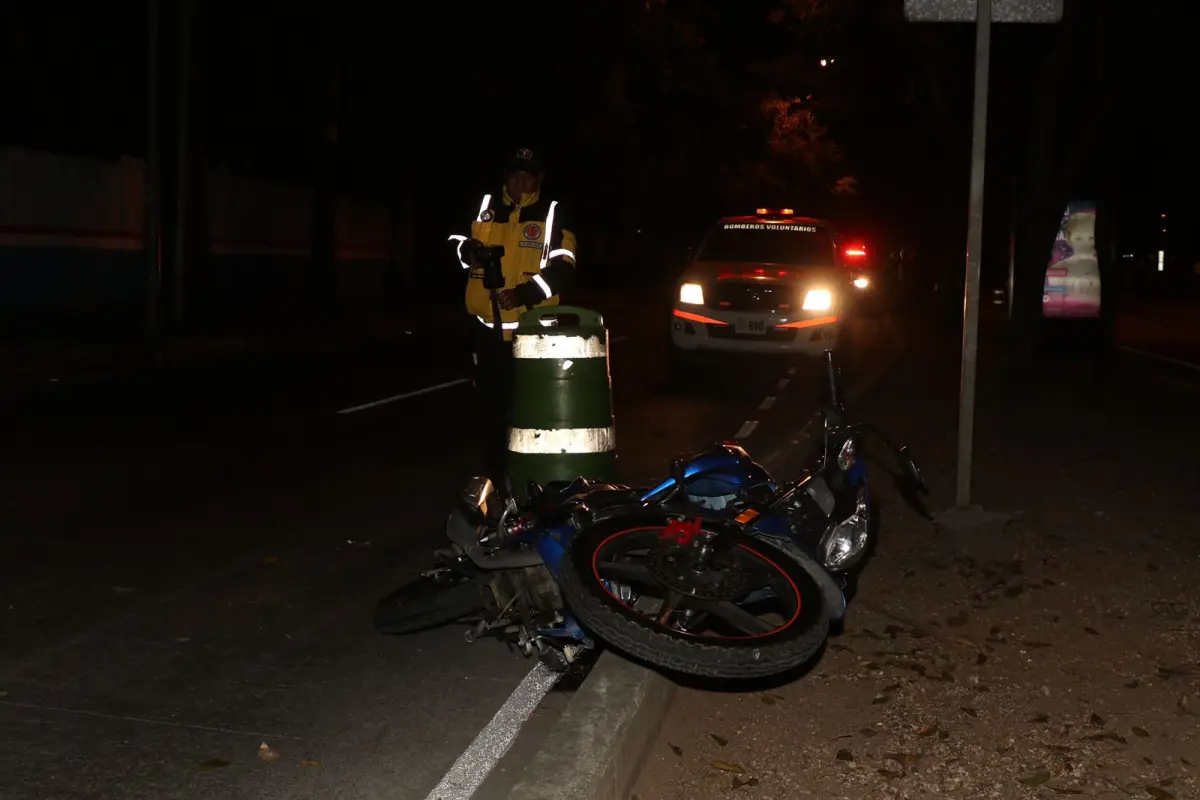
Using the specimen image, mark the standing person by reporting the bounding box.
[449,148,579,483]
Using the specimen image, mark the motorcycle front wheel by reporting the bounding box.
[559,513,829,680]
[373,571,493,635]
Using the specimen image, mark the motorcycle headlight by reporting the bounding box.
[819,487,870,571]
[679,282,705,305]
[802,289,832,311]
[837,437,857,471]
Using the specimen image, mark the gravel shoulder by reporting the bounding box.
[632,325,1200,800]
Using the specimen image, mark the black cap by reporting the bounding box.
[504,147,544,176]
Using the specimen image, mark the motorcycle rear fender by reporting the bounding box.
[755,533,848,623]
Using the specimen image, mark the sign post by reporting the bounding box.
[903,0,1062,509]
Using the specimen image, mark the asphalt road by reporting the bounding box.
[0,301,903,800]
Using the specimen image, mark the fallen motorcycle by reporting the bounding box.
[373,350,927,680]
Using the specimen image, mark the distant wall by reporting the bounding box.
[0,147,403,323]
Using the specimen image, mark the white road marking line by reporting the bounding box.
[422,663,561,800]
[776,378,790,391]
[1117,344,1200,373]
[787,365,797,375]
[758,395,776,410]
[335,378,471,415]
[734,420,759,440]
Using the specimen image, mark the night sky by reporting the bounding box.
[1,1,1193,291]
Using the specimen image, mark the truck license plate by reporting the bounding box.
[736,318,767,335]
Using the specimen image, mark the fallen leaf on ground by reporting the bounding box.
[1125,680,1141,689]
[1131,726,1149,738]
[258,742,280,762]
[1089,713,1106,727]
[1083,626,1099,635]
[836,749,854,762]
[885,752,921,767]
[1145,787,1176,800]
[732,776,759,790]
[1022,640,1053,649]
[960,706,978,718]
[199,758,231,770]
[668,743,683,757]
[1019,771,1052,786]
[877,768,904,780]
[712,761,745,774]
[709,734,728,747]
[917,725,940,737]
[300,759,321,767]
[976,652,988,665]
[1029,713,1050,723]
[1050,787,1084,795]
[871,694,891,705]
[859,728,877,737]
[1081,731,1126,744]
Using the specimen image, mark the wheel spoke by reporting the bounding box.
[691,599,777,636]
[595,560,657,586]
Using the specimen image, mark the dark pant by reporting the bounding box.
[470,319,514,484]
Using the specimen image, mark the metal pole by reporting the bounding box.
[955,0,992,507]
[171,0,193,328]
[1008,178,1016,323]
[145,0,162,346]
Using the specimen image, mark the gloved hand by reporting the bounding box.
[462,238,484,267]
[498,289,520,310]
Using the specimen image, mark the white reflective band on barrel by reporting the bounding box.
[539,200,558,269]
[546,248,576,263]
[476,316,520,330]
[448,234,469,269]
[531,273,552,299]
[477,194,492,221]
[508,426,615,455]
[512,333,606,360]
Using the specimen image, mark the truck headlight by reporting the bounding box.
[802,289,832,311]
[679,282,705,305]
[853,277,869,289]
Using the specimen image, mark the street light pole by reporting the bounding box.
[955,0,992,507]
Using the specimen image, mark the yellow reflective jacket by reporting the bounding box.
[451,189,578,339]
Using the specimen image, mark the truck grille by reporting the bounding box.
[706,282,792,311]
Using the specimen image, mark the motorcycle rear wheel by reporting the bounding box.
[373,572,493,635]
[559,513,829,680]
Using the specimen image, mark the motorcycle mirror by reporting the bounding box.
[897,446,928,495]
[461,476,495,517]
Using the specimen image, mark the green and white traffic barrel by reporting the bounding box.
[507,306,616,500]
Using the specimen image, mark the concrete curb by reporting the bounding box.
[505,652,676,800]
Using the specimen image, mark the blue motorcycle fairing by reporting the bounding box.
[640,442,777,503]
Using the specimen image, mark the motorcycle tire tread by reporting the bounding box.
[559,514,830,680]
[373,579,491,635]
